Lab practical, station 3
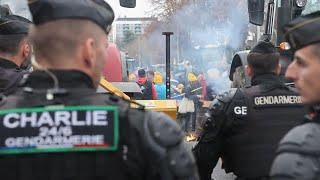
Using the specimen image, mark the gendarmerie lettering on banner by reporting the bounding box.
[253,95,303,108]
[0,106,119,154]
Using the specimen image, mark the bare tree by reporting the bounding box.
[148,0,193,20]
[123,0,249,69]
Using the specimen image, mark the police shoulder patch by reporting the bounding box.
[0,105,119,155]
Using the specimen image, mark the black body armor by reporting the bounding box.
[0,70,199,180]
[222,81,305,178]
[193,74,306,180]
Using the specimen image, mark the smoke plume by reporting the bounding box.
[129,0,249,93]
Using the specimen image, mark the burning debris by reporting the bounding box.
[185,133,197,142]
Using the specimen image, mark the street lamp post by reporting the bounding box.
[162,32,174,99]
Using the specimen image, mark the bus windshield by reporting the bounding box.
[303,0,320,15]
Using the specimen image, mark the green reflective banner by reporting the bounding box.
[0,106,119,154]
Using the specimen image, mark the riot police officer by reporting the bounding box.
[0,1,198,180]
[0,15,32,95]
[193,41,306,180]
[270,11,320,180]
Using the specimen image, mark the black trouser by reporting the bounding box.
[179,112,192,133]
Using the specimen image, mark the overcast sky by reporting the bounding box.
[0,0,151,19]
[105,0,151,17]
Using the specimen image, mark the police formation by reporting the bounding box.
[0,0,198,180]
[2,1,320,180]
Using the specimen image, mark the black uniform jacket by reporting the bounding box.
[269,107,320,180]
[0,58,28,95]
[193,74,306,180]
[0,70,154,180]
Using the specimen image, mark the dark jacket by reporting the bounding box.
[0,70,198,180]
[193,74,307,180]
[136,77,157,100]
[185,81,201,99]
[0,58,28,95]
[270,107,320,180]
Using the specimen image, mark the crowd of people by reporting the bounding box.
[1,1,320,180]
[128,63,217,139]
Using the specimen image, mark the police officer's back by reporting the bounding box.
[0,15,31,95]
[270,11,320,180]
[0,1,198,180]
[193,41,306,180]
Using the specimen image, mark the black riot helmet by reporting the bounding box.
[28,0,115,34]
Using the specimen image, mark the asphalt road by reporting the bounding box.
[212,159,236,180]
[186,141,236,180]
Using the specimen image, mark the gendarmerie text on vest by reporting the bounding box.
[254,95,302,106]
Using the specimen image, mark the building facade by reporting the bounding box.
[115,17,156,43]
